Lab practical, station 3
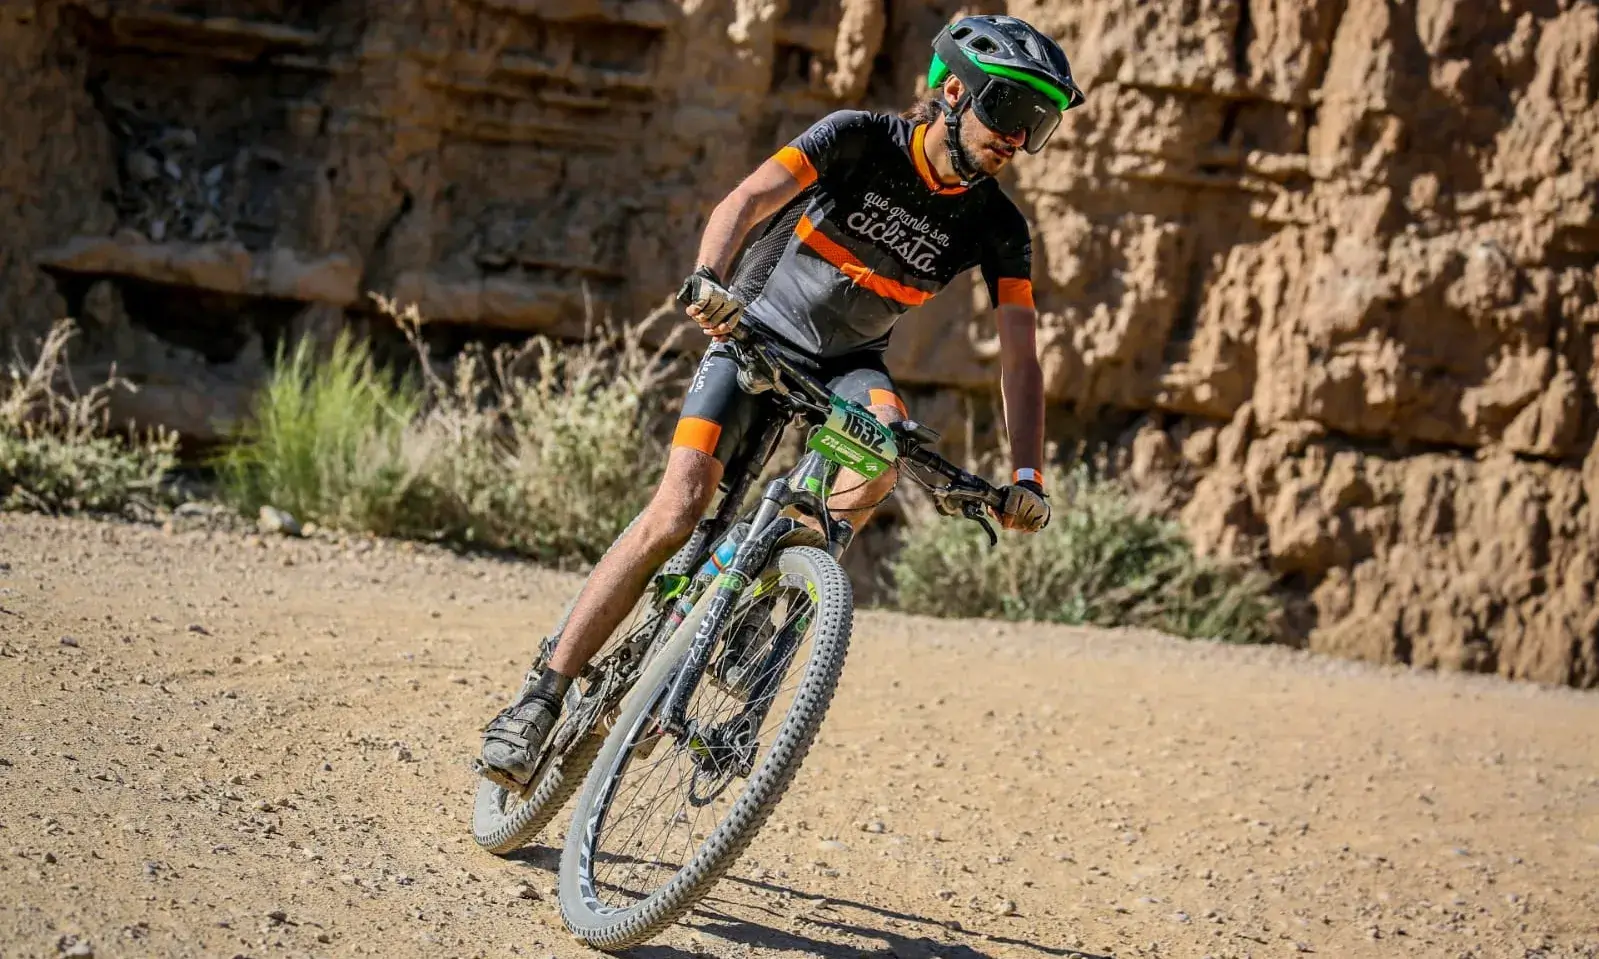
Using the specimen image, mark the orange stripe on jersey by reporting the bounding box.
[794,215,934,307]
[772,146,818,188]
[672,416,722,455]
[910,124,968,196]
[997,278,1035,309]
[868,389,908,416]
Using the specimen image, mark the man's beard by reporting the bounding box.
[962,127,1015,175]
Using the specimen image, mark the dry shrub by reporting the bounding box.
[219,295,689,566]
[1,319,178,515]
[890,464,1282,644]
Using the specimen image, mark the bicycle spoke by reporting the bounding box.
[595,749,695,900]
[582,583,820,910]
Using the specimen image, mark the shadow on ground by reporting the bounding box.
[505,847,1111,959]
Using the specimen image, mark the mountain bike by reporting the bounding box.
[469,317,1006,950]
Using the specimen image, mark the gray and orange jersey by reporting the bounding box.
[732,109,1036,360]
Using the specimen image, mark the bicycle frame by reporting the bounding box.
[635,327,884,735]
[609,322,1005,741]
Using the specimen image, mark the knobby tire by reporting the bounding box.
[556,546,853,950]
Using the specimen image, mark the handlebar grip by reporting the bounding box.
[676,270,755,345]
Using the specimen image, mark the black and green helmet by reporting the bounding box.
[928,15,1086,156]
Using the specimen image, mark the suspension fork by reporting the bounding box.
[658,462,834,735]
[633,414,787,683]
[656,446,856,736]
[720,600,810,768]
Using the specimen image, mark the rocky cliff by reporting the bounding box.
[3,0,1596,687]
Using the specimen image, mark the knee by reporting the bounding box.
[636,463,716,550]
[866,403,905,429]
[645,501,703,546]
[638,498,701,550]
[858,466,898,506]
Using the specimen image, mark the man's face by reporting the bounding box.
[944,78,1029,176]
[961,110,1027,175]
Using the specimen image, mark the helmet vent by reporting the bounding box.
[971,36,998,52]
[951,26,972,39]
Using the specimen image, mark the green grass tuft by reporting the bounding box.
[216,330,424,534]
[890,465,1281,643]
[216,296,687,566]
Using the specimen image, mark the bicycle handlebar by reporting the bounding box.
[672,281,1008,542]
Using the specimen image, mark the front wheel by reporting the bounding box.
[557,546,853,950]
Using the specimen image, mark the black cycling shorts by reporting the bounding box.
[672,337,908,465]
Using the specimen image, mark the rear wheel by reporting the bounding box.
[470,518,664,855]
[557,546,853,949]
[470,684,605,854]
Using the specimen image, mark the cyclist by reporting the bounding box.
[478,15,1086,791]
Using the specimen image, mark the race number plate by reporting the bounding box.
[806,397,897,479]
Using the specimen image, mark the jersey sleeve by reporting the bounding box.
[979,196,1036,310]
[770,110,874,189]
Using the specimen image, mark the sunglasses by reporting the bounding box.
[968,76,1077,153]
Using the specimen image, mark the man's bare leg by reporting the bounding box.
[549,447,724,676]
[480,447,722,786]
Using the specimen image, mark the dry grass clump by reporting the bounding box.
[218,295,688,566]
[1,319,178,515]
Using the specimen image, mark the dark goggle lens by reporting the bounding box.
[973,79,1062,153]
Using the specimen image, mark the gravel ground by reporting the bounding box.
[1,510,1595,959]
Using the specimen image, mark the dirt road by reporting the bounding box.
[1,511,1595,959]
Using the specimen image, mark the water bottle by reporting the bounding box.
[663,523,751,629]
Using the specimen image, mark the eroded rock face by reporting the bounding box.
[2,1,1595,685]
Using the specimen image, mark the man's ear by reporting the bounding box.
[942,74,966,104]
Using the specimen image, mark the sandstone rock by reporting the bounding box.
[827,0,886,100]
[2,0,1596,687]
[34,237,360,306]
[257,507,302,538]
[1129,424,1176,486]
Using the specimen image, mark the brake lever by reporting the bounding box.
[962,501,999,548]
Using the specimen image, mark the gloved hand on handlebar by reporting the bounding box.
[999,478,1050,532]
[678,266,743,338]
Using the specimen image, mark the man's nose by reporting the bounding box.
[1002,128,1026,147]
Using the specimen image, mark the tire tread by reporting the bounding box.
[558,546,854,949]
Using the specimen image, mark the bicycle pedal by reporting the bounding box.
[470,757,534,798]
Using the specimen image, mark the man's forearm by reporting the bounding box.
[1000,355,1046,477]
[695,195,763,280]
[692,158,806,282]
